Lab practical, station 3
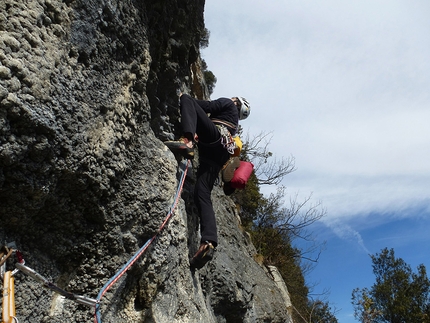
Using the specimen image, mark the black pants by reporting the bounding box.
[180,95,230,246]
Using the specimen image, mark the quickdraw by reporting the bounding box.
[1,244,96,323]
[15,263,97,307]
[216,125,237,155]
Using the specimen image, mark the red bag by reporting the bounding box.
[230,161,254,189]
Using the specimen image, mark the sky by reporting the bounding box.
[203,1,430,322]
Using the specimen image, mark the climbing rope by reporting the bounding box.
[1,162,189,323]
[94,159,190,323]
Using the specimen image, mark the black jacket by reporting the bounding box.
[195,98,239,135]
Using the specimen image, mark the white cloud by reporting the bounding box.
[329,221,371,254]
[204,0,430,227]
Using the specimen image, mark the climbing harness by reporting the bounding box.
[210,119,238,155]
[212,120,242,156]
[94,159,190,323]
[199,124,238,155]
[217,125,236,155]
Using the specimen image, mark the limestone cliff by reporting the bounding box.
[0,0,293,322]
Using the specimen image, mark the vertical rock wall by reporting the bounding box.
[0,0,293,322]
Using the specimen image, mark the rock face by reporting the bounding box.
[0,0,293,322]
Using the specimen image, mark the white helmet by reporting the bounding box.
[237,97,251,120]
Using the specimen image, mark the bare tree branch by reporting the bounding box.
[242,131,296,186]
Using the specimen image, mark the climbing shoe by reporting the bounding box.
[190,241,215,269]
[222,156,240,182]
[164,137,195,159]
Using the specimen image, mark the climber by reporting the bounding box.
[164,93,250,269]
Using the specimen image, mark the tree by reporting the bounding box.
[241,131,296,186]
[203,70,217,95]
[201,59,217,96]
[199,27,210,48]
[231,131,328,322]
[254,186,325,242]
[305,300,339,323]
[352,248,430,323]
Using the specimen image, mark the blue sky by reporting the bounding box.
[203,1,430,322]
